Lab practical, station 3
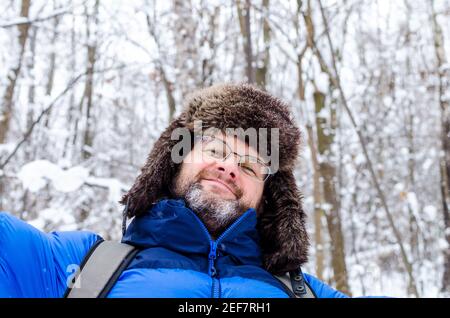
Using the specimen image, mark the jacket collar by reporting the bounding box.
[122,198,262,267]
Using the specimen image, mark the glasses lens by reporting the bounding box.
[202,137,229,159]
[240,156,270,182]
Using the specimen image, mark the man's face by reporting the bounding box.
[172,132,265,238]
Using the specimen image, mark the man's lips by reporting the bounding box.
[202,178,236,197]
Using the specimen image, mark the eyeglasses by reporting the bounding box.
[197,135,271,182]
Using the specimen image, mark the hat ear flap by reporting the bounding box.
[258,170,309,274]
[120,117,188,218]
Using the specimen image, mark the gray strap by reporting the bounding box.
[66,241,136,298]
[275,273,316,298]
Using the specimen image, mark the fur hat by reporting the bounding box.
[120,83,309,274]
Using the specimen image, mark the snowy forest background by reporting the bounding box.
[1,0,449,297]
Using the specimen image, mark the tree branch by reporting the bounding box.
[0,64,132,171]
[1,6,71,28]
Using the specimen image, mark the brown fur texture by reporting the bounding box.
[120,83,309,274]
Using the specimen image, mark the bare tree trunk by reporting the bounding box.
[429,0,450,294]
[403,2,421,263]
[82,0,99,160]
[63,11,79,159]
[201,6,220,86]
[255,0,270,89]
[173,0,199,96]
[160,67,176,122]
[0,0,31,144]
[349,169,368,295]
[236,0,255,84]
[314,90,350,295]
[295,1,308,101]
[145,11,176,123]
[0,0,31,211]
[25,26,37,161]
[43,6,60,129]
[306,124,325,281]
[300,0,350,294]
[406,100,421,261]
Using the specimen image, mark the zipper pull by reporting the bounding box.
[209,241,218,277]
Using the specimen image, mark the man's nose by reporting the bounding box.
[215,157,240,180]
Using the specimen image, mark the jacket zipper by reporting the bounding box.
[209,241,220,297]
[189,209,255,298]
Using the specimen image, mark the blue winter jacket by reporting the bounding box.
[0,199,348,298]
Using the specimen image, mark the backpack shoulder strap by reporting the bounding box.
[64,240,138,298]
[274,267,317,298]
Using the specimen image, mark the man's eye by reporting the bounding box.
[206,149,222,157]
[241,165,256,176]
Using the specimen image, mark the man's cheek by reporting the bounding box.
[181,164,199,182]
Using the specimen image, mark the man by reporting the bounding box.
[0,84,348,298]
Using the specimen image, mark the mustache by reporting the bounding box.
[195,169,243,199]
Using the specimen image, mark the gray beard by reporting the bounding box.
[184,183,242,238]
